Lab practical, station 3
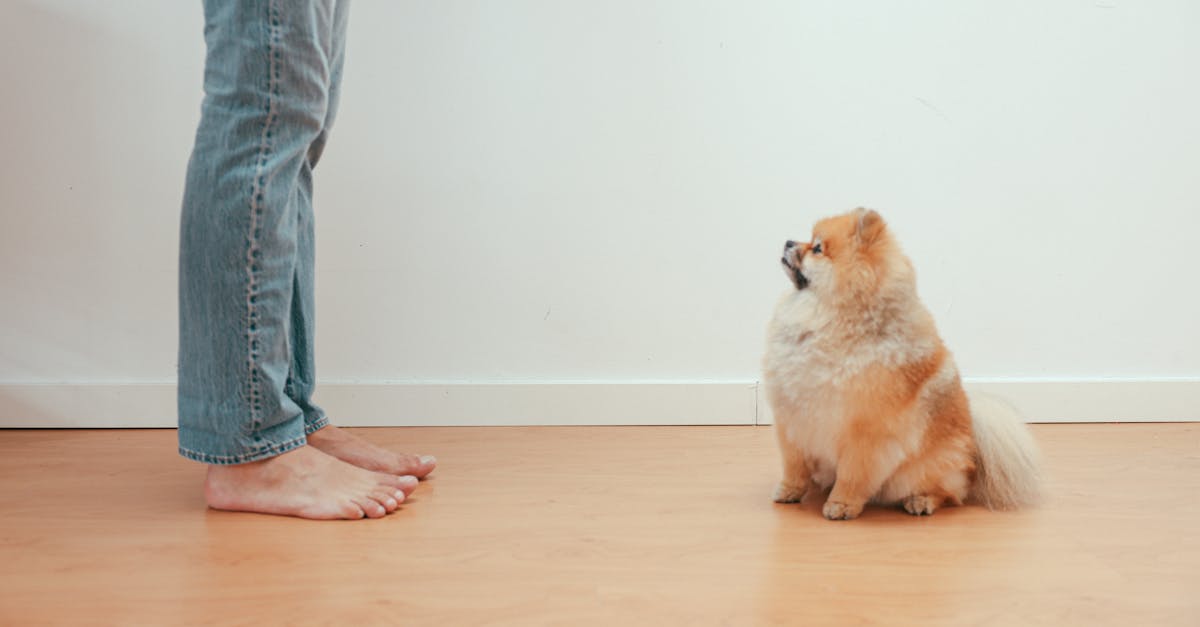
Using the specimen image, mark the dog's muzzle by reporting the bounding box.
[781,241,808,290]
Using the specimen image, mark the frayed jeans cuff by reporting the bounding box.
[178,434,307,466]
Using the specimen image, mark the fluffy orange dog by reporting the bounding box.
[764,208,1041,520]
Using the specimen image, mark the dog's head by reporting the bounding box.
[780,208,904,301]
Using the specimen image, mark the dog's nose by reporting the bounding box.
[785,240,797,249]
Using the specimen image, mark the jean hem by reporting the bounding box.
[304,414,330,435]
[178,434,308,466]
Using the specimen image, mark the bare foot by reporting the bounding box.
[307,425,436,478]
[204,445,418,520]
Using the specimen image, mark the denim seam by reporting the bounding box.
[178,433,306,466]
[244,0,284,435]
[304,414,330,435]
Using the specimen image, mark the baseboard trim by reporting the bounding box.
[316,382,759,427]
[0,382,759,428]
[0,379,1196,428]
[967,378,1200,424]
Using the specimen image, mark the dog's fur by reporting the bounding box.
[764,208,1041,520]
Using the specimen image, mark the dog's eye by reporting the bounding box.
[812,243,823,255]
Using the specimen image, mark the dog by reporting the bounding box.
[763,208,1041,520]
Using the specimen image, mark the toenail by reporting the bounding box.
[386,498,397,508]
[420,455,436,466]
[394,491,406,502]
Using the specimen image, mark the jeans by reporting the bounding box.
[178,0,350,464]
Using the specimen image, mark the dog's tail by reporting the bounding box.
[967,392,1043,509]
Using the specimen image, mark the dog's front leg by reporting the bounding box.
[823,441,904,520]
[772,422,813,503]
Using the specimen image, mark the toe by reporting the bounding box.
[372,489,400,513]
[379,473,419,495]
[339,501,366,520]
[354,496,387,519]
[395,453,436,478]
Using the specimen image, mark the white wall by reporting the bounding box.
[2,1,1198,425]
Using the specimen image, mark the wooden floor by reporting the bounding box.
[0,424,1197,626]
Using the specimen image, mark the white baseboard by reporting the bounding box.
[0,382,758,428]
[0,379,1196,428]
[315,382,759,427]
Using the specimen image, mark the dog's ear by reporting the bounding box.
[854,208,886,246]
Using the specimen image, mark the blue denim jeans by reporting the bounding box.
[178,0,350,464]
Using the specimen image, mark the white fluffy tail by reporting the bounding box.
[967,392,1043,509]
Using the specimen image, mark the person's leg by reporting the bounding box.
[280,0,343,441]
[178,0,412,518]
[279,0,437,478]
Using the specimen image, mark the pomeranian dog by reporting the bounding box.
[764,208,1041,520]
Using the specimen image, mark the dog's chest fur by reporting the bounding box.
[763,290,929,477]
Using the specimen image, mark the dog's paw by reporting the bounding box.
[822,500,863,520]
[903,495,939,516]
[773,481,809,503]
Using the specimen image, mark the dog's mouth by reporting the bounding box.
[780,249,808,290]
[786,263,809,290]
